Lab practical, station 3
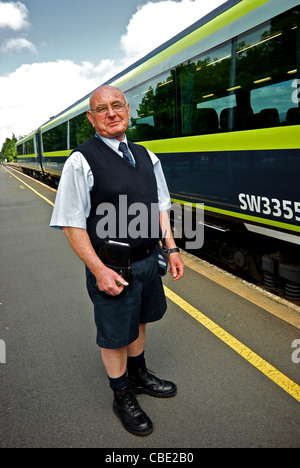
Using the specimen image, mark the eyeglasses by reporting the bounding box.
[90,101,128,115]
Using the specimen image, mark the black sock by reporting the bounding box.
[108,371,129,392]
[127,351,146,373]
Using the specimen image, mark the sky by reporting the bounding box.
[0,0,226,148]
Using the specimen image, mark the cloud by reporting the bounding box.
[1,37,37,54]
[0,59,123,144]
[0,0,226,148]
[121,0,226,60]
[0,1,29,30]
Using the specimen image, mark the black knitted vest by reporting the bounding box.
[73,136,161,252]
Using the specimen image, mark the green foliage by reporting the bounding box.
[1,135,17,162]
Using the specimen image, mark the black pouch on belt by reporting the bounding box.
[98,240,134,284]
[157,241,169,277]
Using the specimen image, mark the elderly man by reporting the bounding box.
[50,85,184,436]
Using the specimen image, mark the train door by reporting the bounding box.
[35,130,44,175]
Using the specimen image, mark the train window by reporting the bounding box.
[25,139,34,155]
[126,72,176,142]
[251,79,297,126]
[176,7,299,135]
[42,121,68,153]
[177,41,232,135]
[16,144,24,156]
[69,113,94,149]
[234,8,299,130]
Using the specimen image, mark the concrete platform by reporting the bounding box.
[0,166,299,448]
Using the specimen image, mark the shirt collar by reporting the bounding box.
[95,133,128,154]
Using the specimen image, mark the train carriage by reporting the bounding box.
[16,131,41,177]
[16,0,300,298]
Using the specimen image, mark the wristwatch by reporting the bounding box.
[168,248,180,254]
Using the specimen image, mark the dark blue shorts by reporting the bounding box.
[86,250,167,349]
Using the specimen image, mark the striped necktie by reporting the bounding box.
[119,142,135,166]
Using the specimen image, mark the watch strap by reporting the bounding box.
[168,248,180,254]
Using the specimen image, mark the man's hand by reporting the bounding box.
[169,252,184,281]
[96,266,129,296]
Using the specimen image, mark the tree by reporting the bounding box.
[1,135,17,162]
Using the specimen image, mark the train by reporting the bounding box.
[16,0,300,301]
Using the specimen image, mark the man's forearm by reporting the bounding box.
[159,211,177,250]
[62,227,103,277]
[159,211,184,280]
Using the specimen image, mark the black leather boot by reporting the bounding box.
[129,365,177,398]
[113,386,153,436]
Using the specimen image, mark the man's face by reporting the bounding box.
[87,87,130,141]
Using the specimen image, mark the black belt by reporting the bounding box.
[130,247,154,263]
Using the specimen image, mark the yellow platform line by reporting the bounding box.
[4,167,54,207]
[164,286,300,404]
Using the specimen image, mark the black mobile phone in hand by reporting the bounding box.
[99,240,131,268]
[99,241,134,285]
